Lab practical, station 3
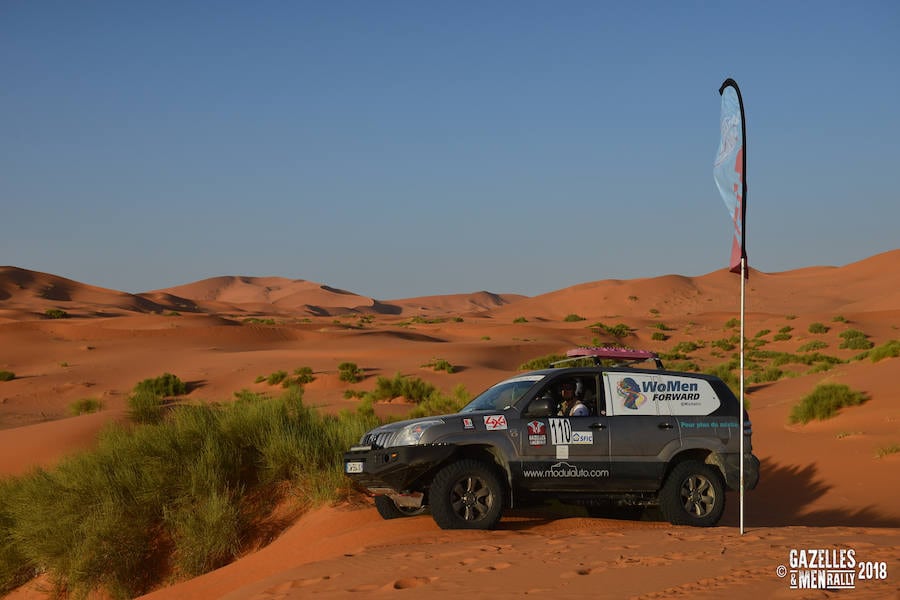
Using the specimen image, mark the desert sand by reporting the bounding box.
[1,250,899,598]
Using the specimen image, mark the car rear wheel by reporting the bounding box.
[659,460,725,527]
[430,460,504,530]
[373,495,428,519]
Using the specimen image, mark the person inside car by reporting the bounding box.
[558,381,589,416]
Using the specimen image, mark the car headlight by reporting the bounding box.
[385,419,444,447]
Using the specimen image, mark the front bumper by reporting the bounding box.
[343,443,456,494]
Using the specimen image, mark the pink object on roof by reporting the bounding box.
[566,347,658,360]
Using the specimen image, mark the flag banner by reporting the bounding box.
[714,78,748,275]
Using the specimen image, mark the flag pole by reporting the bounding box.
[739,256,745,535]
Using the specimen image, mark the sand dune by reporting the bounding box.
[1,251,899,598]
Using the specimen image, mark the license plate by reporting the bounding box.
[345,461,364,474]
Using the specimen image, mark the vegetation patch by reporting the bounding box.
[69,398,102,416]
[242,318,277,325]
[338,362,364,383]
[422,358,455,373]
[789,384,867,424]
[876,444,900,458]
[808,322,829,334]
[869,340,900,363]
[0,371,14,382]
[563,313,586,322]
[589,322,632,339]
[0,386,377,598]
[44,309,69,319]
[798,340,828,352]
[513,317,528,324]
[839,329,873,350]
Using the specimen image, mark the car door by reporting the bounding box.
[514,372,611,492]
[602,371,682,491]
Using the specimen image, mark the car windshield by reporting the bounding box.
[460,374,546,413]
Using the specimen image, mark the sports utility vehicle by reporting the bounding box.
[343,347,760,529]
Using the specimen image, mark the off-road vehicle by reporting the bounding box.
[343,347,760,529]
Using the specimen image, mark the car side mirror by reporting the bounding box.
[524,396,554,418]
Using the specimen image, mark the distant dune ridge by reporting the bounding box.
[3,248,898,320]
[1,249,899,599]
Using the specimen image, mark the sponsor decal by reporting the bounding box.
[527,420,546,447]
[570,431,593,444]
[345,461,363,474]
[776,547,889,591]
[617,377,647,410]
[484,415,508,431]
[462,418,474,430]
[556,445,569,460]
[523,461,610,478]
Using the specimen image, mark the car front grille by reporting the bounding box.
[362,430,396,448]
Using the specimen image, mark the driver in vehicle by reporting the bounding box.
[558,381,589,416]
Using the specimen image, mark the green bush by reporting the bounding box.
[798,340,828,352]
[839,329,873,350]
[651,322,673,331]
[705,362,740,397]
[748,367,783,384]
[754,329,771,338]
[422,358,455,373]
[808,322,829,334]
[338,362,364,383]
[725,318,740,328]
[293,366,316,384]
[128,390,165,425]
[69,398,102,416]
[789,384,867,424]
[870,340,900,363]
[0,387,378,597]
[671,341,701,354]
[0,371,14,382]
[134,373,187,398]
[513,316,528,324]
[44,308,69,319]
[651,332,668,341]
[267,370,288,386]
[832,315,847,323]
[563,314,585,322]
[371,374,436,404]
[590,322,632,338]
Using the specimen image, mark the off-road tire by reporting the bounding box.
[430,460,504,530]
[373,495,427,519]
[659,460,725,527]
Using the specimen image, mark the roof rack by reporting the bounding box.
[552,347,665,369]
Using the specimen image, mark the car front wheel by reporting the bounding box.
[659,460,725,526]
[429,460,504,530]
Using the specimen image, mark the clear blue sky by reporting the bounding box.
[3,2,898,299]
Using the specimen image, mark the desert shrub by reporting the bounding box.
[44,308,69,319]
[798,340,828,352]
[789,384,867,424]
[590,322,632,338]
[266,370,288,386]
[371,374,436,404]
[839,329,873,350]
[293,366,315,384]
[649,308,660,315]
[773,332,792,342]
[754,329,771,338]
[0,371,14,382]
[338,362,364,383]
[808,322,829,334]
[405,384,471,419]
[134,373,187,398]
[651,332,668,341]
[712,338,737,351]
[832,315,847,323]
[0,387,377,597]
[128,390,165,425]
[724,318,740,328]
[243,318,276,325]
[671,341,701,354]
[563,314,586,322]
[869,340,900,363]
[666,361,701,372]
[807,363,835,374]
[513,316,528,324]
[748,367,783,384]
[651,322,673,331]
[876,444,900,458]
[69,397,102,416]
[422,358,455,373]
